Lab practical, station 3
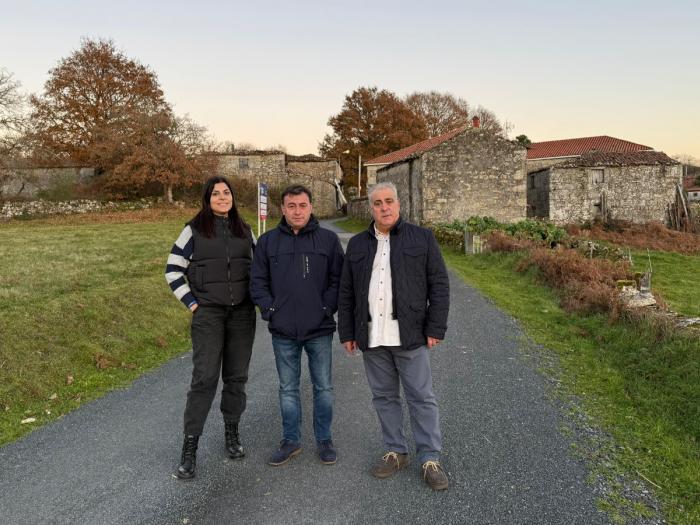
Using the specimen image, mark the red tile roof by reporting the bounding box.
[527,136,652,160]
[365,125,468,165]
[555,151,679,168]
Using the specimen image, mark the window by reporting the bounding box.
[239,158,249,170]
[590,168,605,184]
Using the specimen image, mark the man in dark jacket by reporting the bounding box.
[250,185,344,466]
[338,181,450,490]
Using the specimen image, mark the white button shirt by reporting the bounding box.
[367,226,402,348]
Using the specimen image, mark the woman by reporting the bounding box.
[165,176,256,479]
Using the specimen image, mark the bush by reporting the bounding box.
[427,223,464,251]
[517,247,631,314]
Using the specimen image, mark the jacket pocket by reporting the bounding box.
[409,301,427,326]
[403,246,427,277]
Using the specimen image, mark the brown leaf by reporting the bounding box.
[156,336,167,348]
[66,374,74,385]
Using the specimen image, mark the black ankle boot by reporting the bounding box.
[177,435,199,479]
[225,422,245,459]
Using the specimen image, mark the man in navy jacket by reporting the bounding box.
[250,185,344,466]
[338,181,450,490]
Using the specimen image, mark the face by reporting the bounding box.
[281,192,313,231]
[371,188,400,232]
[210,182,233,216]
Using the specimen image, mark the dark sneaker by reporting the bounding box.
[317,440,337,465]
[369,451,410,479]
[268,440,302,466]
[422,460,449,490]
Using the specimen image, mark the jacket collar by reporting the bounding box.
[278,214,320,236]
[367,216,404,237]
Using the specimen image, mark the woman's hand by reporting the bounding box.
[190,304,199,313]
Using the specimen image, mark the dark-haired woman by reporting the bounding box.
[165,176,256,479]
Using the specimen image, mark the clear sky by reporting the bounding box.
[2,0,699,158]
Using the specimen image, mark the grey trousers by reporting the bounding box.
[362,345,442,464]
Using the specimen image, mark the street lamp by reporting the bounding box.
[341,149,362,197]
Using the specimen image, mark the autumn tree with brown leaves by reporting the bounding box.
[319,87,428,192]
[29,39,211,200]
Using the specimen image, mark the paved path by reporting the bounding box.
[0,220,609,524]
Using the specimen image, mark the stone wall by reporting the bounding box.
[216,153,287,187]
[366,164,386,186]
[287,159,341,217]
[548,164,682,224]
[215,153,341,217]
[420,129,526,224]
[525,157,574,173]
[376,158,423,224]
[1,166,95,199]
[347,197,372,223]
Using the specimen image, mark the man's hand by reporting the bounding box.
[343,341,358,355]
[427,337,442,349]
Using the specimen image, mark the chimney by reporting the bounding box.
[472,115,480,128]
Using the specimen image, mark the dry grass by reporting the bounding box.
[516,247,631,314]
[566,221,700,255]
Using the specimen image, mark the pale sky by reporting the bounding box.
[2,0,699,159]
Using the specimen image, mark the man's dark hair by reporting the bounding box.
[281,184,313,204]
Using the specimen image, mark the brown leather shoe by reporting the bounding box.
[422,460,449,490]
[370,451,410,479]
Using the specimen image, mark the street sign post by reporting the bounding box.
[258,182,268,237]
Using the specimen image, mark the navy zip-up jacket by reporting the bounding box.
[250,215,344,341]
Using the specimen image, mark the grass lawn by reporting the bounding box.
[0,206,258,446]
[630,250,700,317]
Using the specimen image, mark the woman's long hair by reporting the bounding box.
[190,176,250,238]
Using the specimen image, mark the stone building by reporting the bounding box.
[213,151,343,217]
[367,124,527,224]
[528,151,681,224]
[525,135,653,174]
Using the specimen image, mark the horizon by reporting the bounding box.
[2,1,699,159]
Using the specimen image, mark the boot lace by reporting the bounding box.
[382,451,400,465]
[182,437,198,460]
[422,460,442,477]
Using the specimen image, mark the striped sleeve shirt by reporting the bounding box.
[165,225,197,309]
[165,224,257,309]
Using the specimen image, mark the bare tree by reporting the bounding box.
[405,91,470,137]
[472,105,509,137]
[0,68,26,156]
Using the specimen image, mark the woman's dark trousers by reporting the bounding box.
[184,300,256,436]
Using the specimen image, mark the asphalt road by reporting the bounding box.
[0,220,609,524]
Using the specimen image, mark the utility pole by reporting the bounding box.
[358,154,362,196]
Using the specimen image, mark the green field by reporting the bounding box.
[0,207,258,445]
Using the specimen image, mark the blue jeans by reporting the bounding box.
[271,334,334,444]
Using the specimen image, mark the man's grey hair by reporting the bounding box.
[368,182,399,205]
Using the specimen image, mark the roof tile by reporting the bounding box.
[527,136,652,160]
